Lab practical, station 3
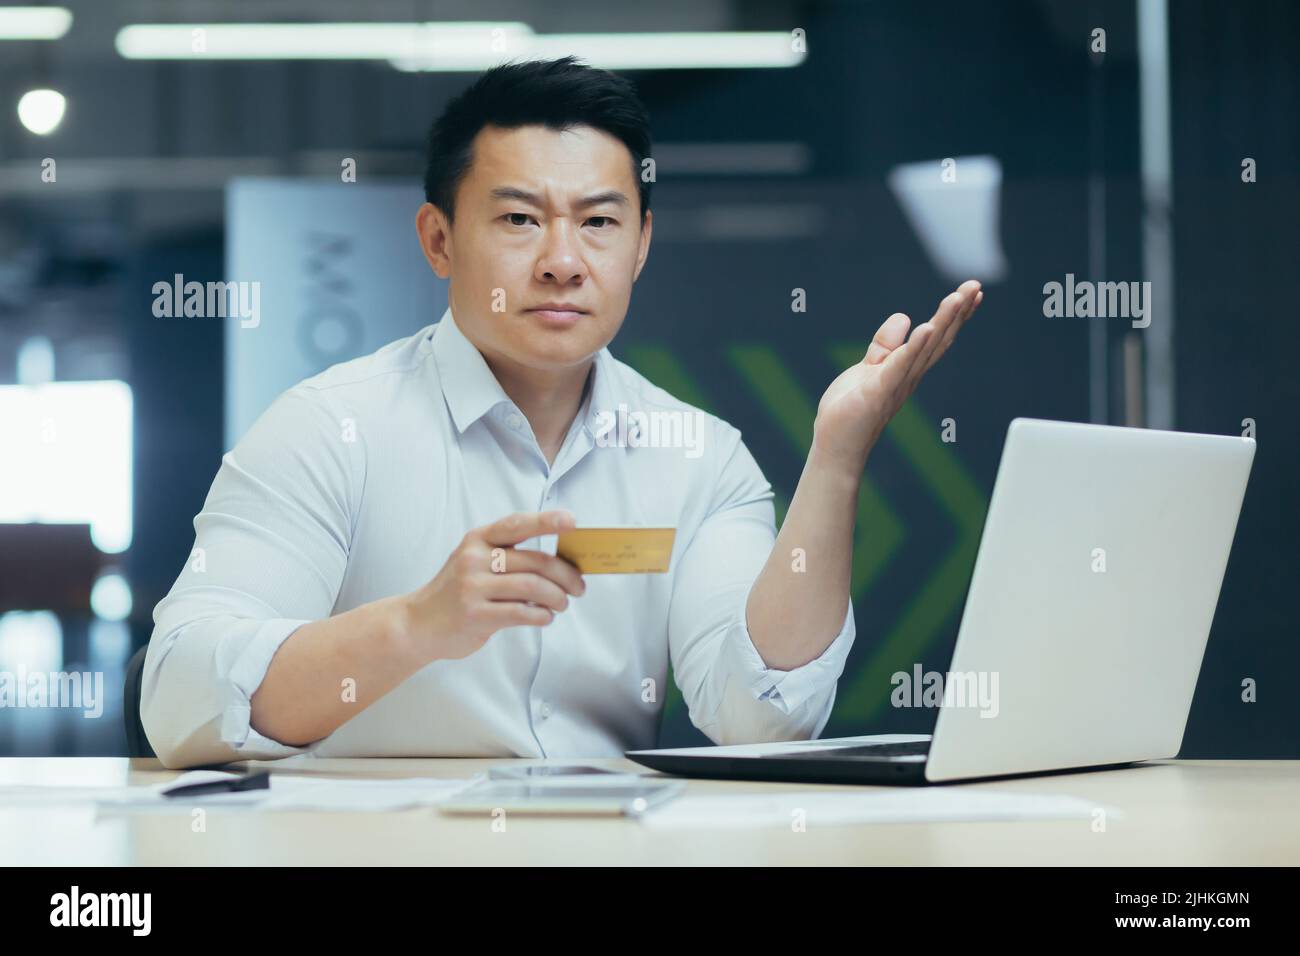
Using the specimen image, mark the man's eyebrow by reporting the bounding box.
[575,190,629,209]
[489,187,629,209]
[490,186,544,205]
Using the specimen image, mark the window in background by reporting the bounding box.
[0,379,133,554]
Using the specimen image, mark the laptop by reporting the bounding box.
[627,418,1256,786]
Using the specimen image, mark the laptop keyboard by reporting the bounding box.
[766,740,931,760]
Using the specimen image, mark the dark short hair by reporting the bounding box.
[423,56,652,225]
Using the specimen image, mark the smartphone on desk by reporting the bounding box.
[487,764,627,781]
[437,779,683,817]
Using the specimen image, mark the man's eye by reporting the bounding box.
[504,213,535,227]
[586,216,614,228]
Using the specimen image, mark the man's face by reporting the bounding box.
[417,123,652,374]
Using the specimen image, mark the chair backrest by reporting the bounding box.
[123,644,155,758]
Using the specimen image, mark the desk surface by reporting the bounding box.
[1,757,1296,865]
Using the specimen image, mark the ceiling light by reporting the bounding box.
[0,6,72,40]
[116,21,530,60]
[17,89,66,135]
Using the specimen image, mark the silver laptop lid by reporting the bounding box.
[926,418,1255,782]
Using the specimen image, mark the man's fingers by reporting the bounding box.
[924,282,982,370]
[901,293,960,387]
[925,287,982,372]
[480,509,575,548]
[930,283,977,369]
[867,280,982,406]
[865,313,911,365]
[478,602,555,630]
[484,572,571,613]
[490,547,586,596]
[879,323,934,391]
[903,283,978,394]
[912,290,965,376]
[868,281,980,371]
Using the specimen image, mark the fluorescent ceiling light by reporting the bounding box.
[116,21,531,60]
[393,32,805,71]
[114,22,805,69]
[0,6,72,40]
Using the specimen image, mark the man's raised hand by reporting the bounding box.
[811,279,984,476]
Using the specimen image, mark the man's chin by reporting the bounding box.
[505,334,604,371]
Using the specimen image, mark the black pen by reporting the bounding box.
[162,770,271,798]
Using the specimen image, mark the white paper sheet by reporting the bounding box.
[638,789,1117,829]
[254,775,481,812]
[0,770,253,807]
[0,771,481,815]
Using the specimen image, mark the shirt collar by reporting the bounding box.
[429,305,618,438]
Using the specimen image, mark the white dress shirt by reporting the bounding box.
[142,307,855,767]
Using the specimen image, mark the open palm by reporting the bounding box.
[812,280,984,474]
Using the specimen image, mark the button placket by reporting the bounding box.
[531,477,558,741]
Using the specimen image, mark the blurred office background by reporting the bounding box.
[0,0,1295,756]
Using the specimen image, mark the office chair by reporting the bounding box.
[123,644,156,758]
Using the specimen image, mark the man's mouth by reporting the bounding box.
[526,305,588,327]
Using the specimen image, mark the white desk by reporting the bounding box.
[1,757,1297,865]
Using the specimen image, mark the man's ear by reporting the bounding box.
[416,202,452,279]
[632,209,653,282]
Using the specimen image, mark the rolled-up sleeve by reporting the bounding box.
[667,423,855,745]
[141,385,358,768]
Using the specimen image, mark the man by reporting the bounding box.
[142,57,982,768]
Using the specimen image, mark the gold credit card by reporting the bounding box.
[556,527,676,574]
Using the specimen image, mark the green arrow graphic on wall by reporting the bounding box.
[827,344,987,722]
[623,343,988,728]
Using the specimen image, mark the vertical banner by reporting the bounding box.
[224,178,446,447]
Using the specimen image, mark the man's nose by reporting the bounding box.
[534,220,588,284]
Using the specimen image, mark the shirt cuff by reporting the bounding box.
[220,617,316,759]
[726,599,855,714]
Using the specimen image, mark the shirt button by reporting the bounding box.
[539,702,552,719]
[506,413,524,431]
